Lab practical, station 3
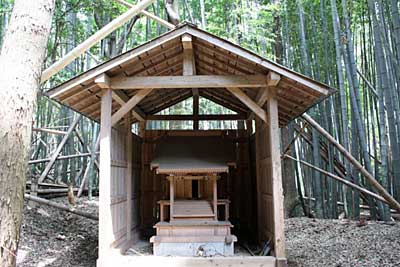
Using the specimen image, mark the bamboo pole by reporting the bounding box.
[283,154,389,204]
[32,128,67,135]
[40,0,156,82]
[29,152,98,164]
[113,0,175,29]
[302,113,400,212]
[38,115,81,183]
[24,194,98,221]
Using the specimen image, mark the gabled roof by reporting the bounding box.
[46,22,334,126]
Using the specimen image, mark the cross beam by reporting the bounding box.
[110,75,270,89]
[95,74,146,121]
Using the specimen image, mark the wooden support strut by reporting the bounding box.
[111,89,153,126]
[302,113,400,212]
[96,73,146,122]
[40,0,156,82]
[227,87,268,123]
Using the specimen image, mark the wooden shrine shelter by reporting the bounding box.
[46,23,333,267]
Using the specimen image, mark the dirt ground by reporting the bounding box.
[17,197,400,267]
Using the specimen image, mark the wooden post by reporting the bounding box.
[169,177,174,221]
[213,176,218,220]
[267,91,286,260]
[99,89,113,258]
[125,114,133,241]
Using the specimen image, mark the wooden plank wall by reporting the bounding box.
[131,134,142,237]
[109,127,142,249]
[140,130,256,237]
[254,119,274,244]
[110,127,127,248]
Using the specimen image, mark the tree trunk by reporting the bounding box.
[0,0,55,266]
[165,0,179,25]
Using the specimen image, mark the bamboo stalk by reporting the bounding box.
[302,113,400,212]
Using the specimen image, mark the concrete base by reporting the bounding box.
[97,256,277,267]
[153,241,234,256]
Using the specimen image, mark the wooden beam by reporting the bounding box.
[111,89,153,126]
[227,87,267,123]
[99,89,113,257]
[302,113,400,212]
[41,0,156,83]
[267,93,285,259]
[38,115,81,183]
[146,114,246,121]
[112,90,146,121]
[113,0,175,30]
[95,73,111,89]
[110,75,270,89]
[255,71,281,107]
[181,33,200,129]
[267,71,281,86]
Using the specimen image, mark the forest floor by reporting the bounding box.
[17,197,400,267]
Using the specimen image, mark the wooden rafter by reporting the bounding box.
[199,90,247,114]
[187,27,331,95]
[145,91,192,115]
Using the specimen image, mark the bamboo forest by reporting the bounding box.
[0,0,400,266]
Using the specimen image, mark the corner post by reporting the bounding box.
[99,89,113,258]
[169,176,174,220]
[266,90,286,264]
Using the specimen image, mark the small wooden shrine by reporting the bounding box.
[149,136,237,256]
[45,22,333,267]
